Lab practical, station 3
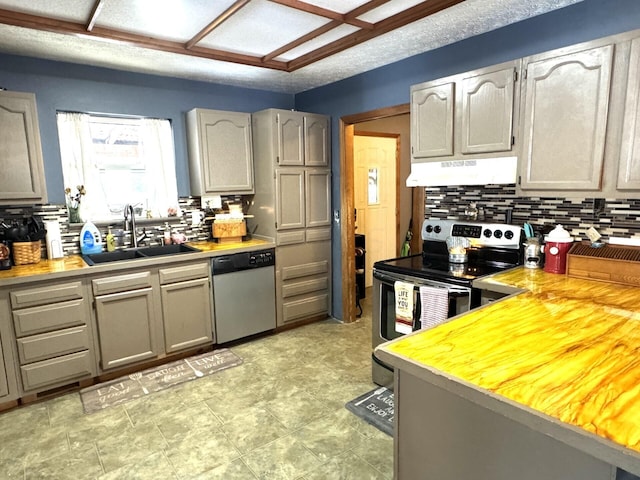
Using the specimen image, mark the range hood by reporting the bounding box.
[406,157,518,187]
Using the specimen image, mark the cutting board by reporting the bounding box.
[213,220,246,243]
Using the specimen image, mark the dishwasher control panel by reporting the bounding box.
[212,248,275,274]
[249,249,275,267]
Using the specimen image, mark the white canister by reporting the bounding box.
[44,220,64,259]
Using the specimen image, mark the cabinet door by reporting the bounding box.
[461,66,516,154]
[304,114,330,167]
[276,168,305,230]
[519,45,613,190]
[0,91,47,205]
[305,169,331,228]
[194,109,254,194]
[95,288,158,370]
[277,111,305,166]
[411,82,454,159]
[161,277,213,353]
[618,37,640,190]
[0,342,8,398]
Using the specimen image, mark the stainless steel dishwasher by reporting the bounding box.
[211,248,276,343]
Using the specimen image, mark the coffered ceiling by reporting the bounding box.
[0,0,583,93]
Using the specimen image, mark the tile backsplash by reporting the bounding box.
[425,184,640,241]
[0,197,220,258]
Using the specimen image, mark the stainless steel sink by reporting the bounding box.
[82,244,200,266]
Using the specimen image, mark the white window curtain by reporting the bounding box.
[57,112,179,222]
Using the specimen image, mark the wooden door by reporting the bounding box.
[411,81,454,159]
[277,111,304,166]
[354,134,398,287]
[519,44,613,190]
[618,37,640,190]
[461,65,517,154]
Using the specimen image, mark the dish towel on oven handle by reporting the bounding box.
[394,281,414,334]
[419,285,449,330]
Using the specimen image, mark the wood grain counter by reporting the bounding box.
[0,238,274,286]
[376,267,640,477]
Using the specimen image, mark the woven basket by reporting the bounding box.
[12,241,42,265]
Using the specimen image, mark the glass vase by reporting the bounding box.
[67,205,82,224]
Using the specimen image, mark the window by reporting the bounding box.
[57,112,179,223]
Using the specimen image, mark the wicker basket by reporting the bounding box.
[12,241,42,265]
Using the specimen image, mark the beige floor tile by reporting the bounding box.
[0,457,25,480]
[242,435,323,480]
[188,457,259,479]
[349,428,394,478]
[264,389,333,430]
[96,421,168,473]
[46,393,85,425]
[156,403,223,448]
[164,435,242,478]
[24,446,103,480]
[97,450,177,480]
[67,406,132,450]
[219,404,289,453]
[301,450,389,480]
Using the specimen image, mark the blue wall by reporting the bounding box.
[294,0,640,318]
[0,56,293,203]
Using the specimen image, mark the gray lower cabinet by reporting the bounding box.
[92,271,160,371]
[277,240,331,326]
[0,342,8,398]
[9,280,96,393]
[158,262,213,353]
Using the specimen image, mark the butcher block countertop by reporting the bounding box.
[376,267,640,472]
[0,238,274,286]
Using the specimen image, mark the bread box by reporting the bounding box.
[566,242,640,287]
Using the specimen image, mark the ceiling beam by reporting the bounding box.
[0,8,288,71]
[86,0,105,32]
[287,0,465,71]
[185,0,250,50]
[269,0,374,30]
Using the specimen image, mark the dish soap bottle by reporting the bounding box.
[106,227,116,252]
[80,220,102,255]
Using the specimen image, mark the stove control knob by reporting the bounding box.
[483,229,492,238]
[504,230,514,240]
[494,230,503,239]
[434,225,441,234]
[426,225,433,233]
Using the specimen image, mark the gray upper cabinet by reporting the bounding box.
[518,43,614,191]
[460,66,517,154]
[411,60,520,162]
[618,37,640,190]
[411,81,454,159]
[0,90,47,205]
[186,108,254,196]
[276,111,329,167]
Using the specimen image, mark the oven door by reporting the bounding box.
[372,268,474,387]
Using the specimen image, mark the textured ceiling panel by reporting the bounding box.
[358,0,426,23]
[96,0,234,43]
[198,0,329,56]
[308,0,370,15]
[0,0,91,22]
[276,24,360,62]
[0,0,585,94]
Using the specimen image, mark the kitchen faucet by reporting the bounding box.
[123,203,149,247]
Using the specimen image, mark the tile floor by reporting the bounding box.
[0,292,393,479]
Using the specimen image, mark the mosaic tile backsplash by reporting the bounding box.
[0,196,247,259]
[424,185,640,241]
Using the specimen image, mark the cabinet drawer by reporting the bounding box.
[13,299,87,337]
[92,271,152,295]
[10,281,83,309]
[282,277,328,298]
[282,260,328,280]
[16,326,90,364]
[282,294,328,324]
[20,350,93,392]
[159,262,209,285]
[277,230,305,246]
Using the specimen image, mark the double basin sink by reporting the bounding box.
[82,244,200,266]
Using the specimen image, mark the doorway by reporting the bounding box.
[354,133,399,288]
[340,104,425,323]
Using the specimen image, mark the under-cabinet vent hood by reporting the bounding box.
[406,157,518,187]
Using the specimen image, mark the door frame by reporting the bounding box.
[340,103,425,323]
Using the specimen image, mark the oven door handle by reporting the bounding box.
[373,270,471,295]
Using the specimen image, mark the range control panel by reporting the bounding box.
[422,219,522,248]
